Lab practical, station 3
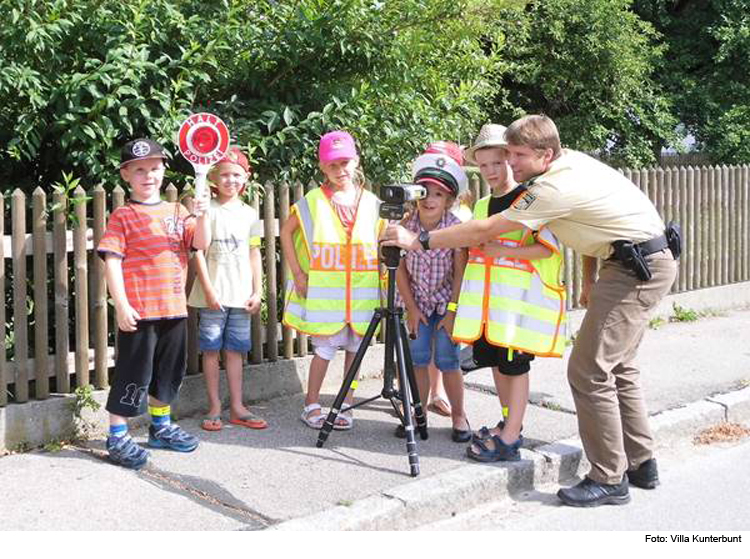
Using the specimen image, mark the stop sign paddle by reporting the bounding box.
[178,113,230,199]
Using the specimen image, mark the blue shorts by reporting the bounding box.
[408,311,460,372]
[198,307,252,353]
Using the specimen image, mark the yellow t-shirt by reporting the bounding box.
[188,198,262,308]
[501,149,664,258]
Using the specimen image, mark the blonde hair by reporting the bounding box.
[505,115,562,157]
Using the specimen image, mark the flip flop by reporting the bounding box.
[201,416,223,432]
[427,396,452,417]
[229,412,268,430]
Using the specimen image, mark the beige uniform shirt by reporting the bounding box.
[501,149,664,258]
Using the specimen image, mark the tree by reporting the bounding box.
[0,0,509,192]
[486,0,678,166]
[633,0,750,163]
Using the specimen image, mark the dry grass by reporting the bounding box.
[693,421,750,445]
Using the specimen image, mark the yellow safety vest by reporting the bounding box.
[283,187,383,336]
[452,195,567,357]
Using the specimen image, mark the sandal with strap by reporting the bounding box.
[300,403,326,430]
[466,434,522,463]
[331,404,353,431]
[427,396,452,417]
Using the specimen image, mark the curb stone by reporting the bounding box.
[272,386,750,530]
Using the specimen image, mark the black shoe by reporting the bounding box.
[394,423,421,438]
[627,458,659,489]
[557,477,631,507]
[451,421,472,443]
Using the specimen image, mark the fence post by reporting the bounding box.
[182,194,199,376]
[73,186,90,387]
[264,181,278,361]
[92,185,109,388]
[686,167,696,291]
[251,192,263,364]
[697,167,706,288]
[743,166,749,281]
[0,196,6,406]
[735,165,743,281]
[677,167,687,292]
[709,166,718,286]
[32,187,49,399]
[279,182,294,359]
[720,166,728,285]
[52,192,70,394]
[12,189,29,403]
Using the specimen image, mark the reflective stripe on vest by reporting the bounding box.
[452,195,567,357]
[283,188,382,336]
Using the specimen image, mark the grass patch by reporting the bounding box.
[693,422,750,445]
[649,317,666,330]
[670,303,700,322]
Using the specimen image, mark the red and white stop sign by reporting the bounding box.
[178,113,230,167]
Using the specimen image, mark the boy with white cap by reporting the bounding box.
[395,143,471,442]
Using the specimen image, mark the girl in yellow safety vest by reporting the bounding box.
[457,124,566,462]
[280,131,385,431]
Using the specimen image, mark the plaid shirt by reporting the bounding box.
[397,210,461,317]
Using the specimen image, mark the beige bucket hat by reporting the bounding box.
[464,123,508,165]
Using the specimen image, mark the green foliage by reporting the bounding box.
[670,303,700,323]
[633,0,750,164]
[488,0,678,167]
[0,0,507,193]
[69,385,102,440]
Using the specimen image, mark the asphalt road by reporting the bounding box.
[422,436,750,532]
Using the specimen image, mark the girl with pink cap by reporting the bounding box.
[281,131,385,430]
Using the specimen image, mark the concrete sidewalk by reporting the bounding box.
[1,288,750,530]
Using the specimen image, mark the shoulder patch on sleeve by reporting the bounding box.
[513,191,537,211]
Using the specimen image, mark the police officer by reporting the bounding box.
[383,115,679,507]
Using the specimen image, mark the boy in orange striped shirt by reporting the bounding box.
[97,138,210,469]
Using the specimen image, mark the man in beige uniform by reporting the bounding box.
[383,115,678,507]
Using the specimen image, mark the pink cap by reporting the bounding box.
[318,131,358,164]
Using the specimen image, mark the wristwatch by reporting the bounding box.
[418,230,430,251]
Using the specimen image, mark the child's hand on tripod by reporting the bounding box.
[406,306,428,339]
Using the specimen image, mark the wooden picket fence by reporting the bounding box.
[1,164,749,406]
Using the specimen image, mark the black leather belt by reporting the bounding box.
[634,234,668,257]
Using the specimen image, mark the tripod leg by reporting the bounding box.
[392,313,421,477]
[398,320,429,440]
[316,311,382,448]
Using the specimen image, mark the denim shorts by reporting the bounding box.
[198,307,252,353]
[408,311,460,371]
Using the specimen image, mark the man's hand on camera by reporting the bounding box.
[382,224,420,251]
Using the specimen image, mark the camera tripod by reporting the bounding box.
[315,245,429,477]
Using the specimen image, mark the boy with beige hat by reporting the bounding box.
[452,123,566,462]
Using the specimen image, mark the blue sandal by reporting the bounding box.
[466,434,522,462]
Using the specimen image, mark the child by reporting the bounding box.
[188,147,266,432]
[453,123,566,461]
[98,138,210,469]
[281,131,384,430]
[395,144,471,442]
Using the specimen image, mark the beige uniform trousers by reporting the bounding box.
[568,249,678,485]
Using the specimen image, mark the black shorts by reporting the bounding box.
[106,318,187,418]
[472,334,534,376]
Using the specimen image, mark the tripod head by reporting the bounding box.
[379,183,426,269]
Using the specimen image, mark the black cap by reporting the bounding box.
[119,138,167,168]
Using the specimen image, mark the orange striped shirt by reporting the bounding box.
[98,201,196,320]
